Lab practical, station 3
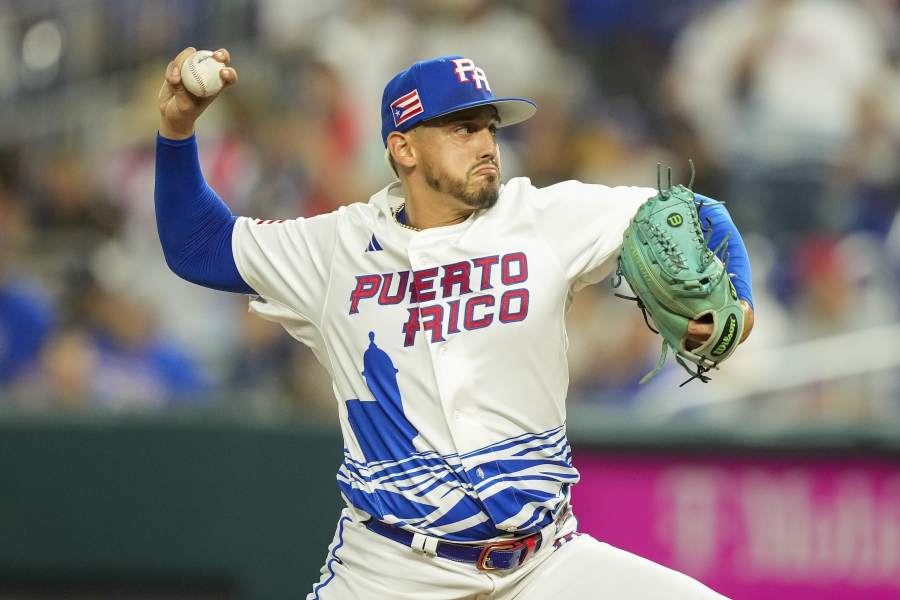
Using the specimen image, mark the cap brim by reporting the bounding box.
[422,97,537,129]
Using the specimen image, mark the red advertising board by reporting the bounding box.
[571,452,900,599]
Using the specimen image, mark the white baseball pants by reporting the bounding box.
[306,509,728,600]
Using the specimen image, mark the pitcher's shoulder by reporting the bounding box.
[502,177,601,202]
[500,176,535,197]
[496,177,589,212]
[315,201,381,228]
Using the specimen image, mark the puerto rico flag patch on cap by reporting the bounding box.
[391,89,424,127]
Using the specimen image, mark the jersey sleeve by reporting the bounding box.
[231,211,340,325]
[529,180,654,291]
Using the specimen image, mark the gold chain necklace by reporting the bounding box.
[392,203,421,232]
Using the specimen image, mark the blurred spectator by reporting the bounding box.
[305,0,417,184]
[295,60,363,214]
[0,281,53,388]
[27,151,122,264]
[566,285,659,406]
[517,93,579,187]
[225,305,298,413]
[566,0,711,104]
[223,304,337,422]
[80,273,209,410]
[16,327,97,411]
[790,234,898,339]
[13,262,211,411]
[0,183,55,388]
[787,233,900,423]
[415,0,573,101]
[670,0,892,242]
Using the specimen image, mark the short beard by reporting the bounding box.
[423,162,500,211]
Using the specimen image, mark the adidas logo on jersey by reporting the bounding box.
[365,234,383,252]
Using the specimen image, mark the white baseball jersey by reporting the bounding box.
[231,177,653,542]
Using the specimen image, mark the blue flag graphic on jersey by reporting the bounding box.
[340,331,577,541]
[345,332,417,462]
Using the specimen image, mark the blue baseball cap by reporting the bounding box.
[381,56,537,145]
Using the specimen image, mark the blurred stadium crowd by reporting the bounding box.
[2,0,900,427]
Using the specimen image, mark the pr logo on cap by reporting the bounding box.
[451,58,491,91]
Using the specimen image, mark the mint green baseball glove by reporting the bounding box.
[615,166,744,385]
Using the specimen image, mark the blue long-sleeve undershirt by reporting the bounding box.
[154,134,753,308]
[155,134,255,294]
[695,195,753,309]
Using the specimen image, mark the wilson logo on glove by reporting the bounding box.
[711,313,738,358]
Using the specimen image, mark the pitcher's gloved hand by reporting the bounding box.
[616,166,745,385]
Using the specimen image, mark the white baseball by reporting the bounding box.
[180,50,225,98]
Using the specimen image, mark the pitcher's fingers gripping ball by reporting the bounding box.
[181,49,227,97]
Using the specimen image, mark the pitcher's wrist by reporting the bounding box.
[159,120,194,140]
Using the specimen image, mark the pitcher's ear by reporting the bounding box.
[387,132,416,171]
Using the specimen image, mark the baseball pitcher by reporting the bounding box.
[156,48,754,599]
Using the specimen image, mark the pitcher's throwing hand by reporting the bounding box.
[157,47,237,140]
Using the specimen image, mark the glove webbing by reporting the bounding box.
[615,287,717,386]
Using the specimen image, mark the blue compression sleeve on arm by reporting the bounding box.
[695,194,753,309]
[154,133,255,294]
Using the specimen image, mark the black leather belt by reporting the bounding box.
[364,519,544,571]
